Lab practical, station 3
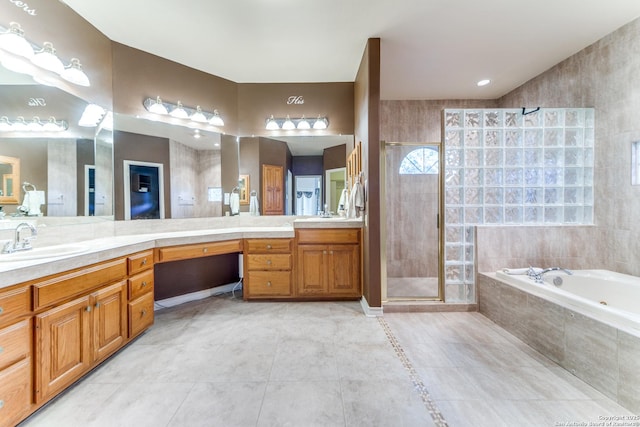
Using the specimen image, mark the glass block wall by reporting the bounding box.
[443,108,595,302]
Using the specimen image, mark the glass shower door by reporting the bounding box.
[384,143,441,300]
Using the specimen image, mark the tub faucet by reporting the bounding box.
[532,267,573,284]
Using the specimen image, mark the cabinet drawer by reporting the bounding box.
[128,269,154,301]
[245,239,292,253]
[128,292,154,338]
[33,259,127,310]
[246,254,291,270]
[0,286,30,327]
[246,271,291,296]
[0,358,31,427]
[127,250,154,275]
[156,240,242,263]
[0,319,30,371]
[296,229,360,244]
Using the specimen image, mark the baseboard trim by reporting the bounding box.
[360,296,384,317]
[154,281,242,310]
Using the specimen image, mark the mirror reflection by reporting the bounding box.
[0,64,113,218]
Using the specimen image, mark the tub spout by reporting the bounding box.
[532,267,573,284]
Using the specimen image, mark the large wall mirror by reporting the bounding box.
[0,0,114,221]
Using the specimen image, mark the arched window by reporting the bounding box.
[399,147,439,175]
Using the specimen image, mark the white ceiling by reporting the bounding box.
[60,0,640,100]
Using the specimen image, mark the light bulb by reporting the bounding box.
[209,109,224,126]
[61,58,90,86]
[191,106,207,123]
[313,116,327,130]
[265,115,279,130]
[170,101,188,119]
[31,42,65,75]
[147,96,168,114]
[0,22,34,59]
[282,115,295,130]
[297,116,311,129]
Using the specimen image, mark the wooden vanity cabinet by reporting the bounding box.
[243,238,293,299]
[296,229,361,298]
[0,285,31,427]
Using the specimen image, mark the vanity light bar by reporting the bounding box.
[265,115,328,130]
[0,115,68,132]
[0,22,91,87]
[143,97,225,127]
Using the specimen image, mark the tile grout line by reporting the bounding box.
[377,317,449,427]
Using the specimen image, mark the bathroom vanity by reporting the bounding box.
[0,217,362,426]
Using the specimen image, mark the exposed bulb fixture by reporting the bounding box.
[313,116,328,130]
[209,109,224,127]
[147,96,168,115]
[170,101,189,119]
[0,116,12,131]
[296,115,311,129]
[43,116,63,131]
[265,115,280,130]
[282,115,295,130]
[12,116,28,131]
[0,22,34,59]
[78,103,106,127]
[31,42,65,75]
[143,97,225,128]
[27,116,43,131]
[191,106,207,123]
[61,58,90,87]
[477,79,491,87]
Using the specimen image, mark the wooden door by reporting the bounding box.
[92,281,127,362]
[327,244,360,295]
[296,245,329,295]
[262,164,284,215]
[35,296,91,403]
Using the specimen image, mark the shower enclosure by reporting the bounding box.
[383,142,442,301]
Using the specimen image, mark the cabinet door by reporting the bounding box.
[296,245,329,295]
[262,164,283,215]
[327,244,360,296]
[0,358,31,427]
[35,296,91,403]
[92,281,127,362]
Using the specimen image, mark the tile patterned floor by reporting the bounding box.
[20,295,633,427]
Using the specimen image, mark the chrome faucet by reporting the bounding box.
[530,266,572,284]
[1,222,37,254]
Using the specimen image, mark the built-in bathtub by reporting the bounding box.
[478,269,640,413]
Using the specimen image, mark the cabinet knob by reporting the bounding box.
[266,244,272,249]
[141,258,147,266]
[330,250,334,255]
[85,305,92,312]
[95,302,101,309]
[323,250,327,255]
[0,400,4,409]
[266,259,272,265]
[266,281,272,287]
[141,309,147,316]
[0,306,3,315]
[203,248,208,253]
[141,281,147,288]
[0,346,3,354]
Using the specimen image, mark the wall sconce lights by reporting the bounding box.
[0,22,91,87]
[265,115,328,130]
[0,115,68,132]
[143,97,225,127]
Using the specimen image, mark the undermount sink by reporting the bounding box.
[0,243,89,262]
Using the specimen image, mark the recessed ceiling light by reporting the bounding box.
[477,79,491,87]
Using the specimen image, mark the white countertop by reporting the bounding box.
[0,217,363,289]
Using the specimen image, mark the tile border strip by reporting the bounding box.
[378,317,449,427]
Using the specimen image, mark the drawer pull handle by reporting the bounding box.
[266,244,272,249]
[141,259,147,266]
[141,281,147,288]
[141,309,147,316]
[85,305,92,312]
[267,281,272,287]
